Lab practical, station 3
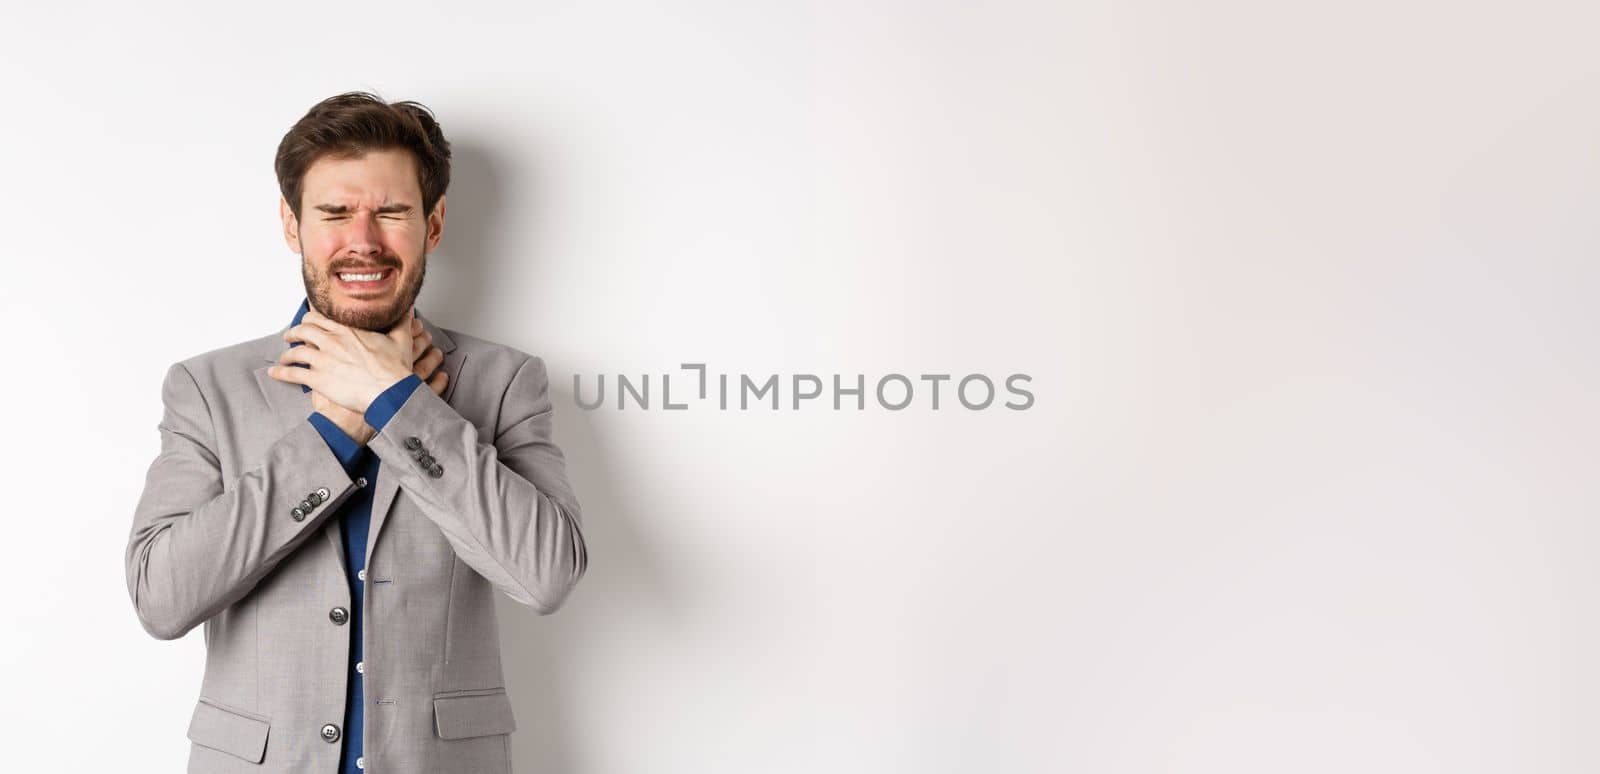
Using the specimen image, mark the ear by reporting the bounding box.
[279,196,302,254]
[425,194,446,251]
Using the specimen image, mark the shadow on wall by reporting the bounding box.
[424,139,683,772]
[498,379,680,773]
[420,138,502,334]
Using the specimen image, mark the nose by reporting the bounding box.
[339,211,384,257]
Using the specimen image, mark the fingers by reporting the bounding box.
[413,345,444,378]
[294,310,355,354]
[298,308,346,334]
[412,341,447,396]
[284,323,336,350]
[389,306,417,348]
[266,363,320,391]
[411,328,433,360]
[276,346,322,368]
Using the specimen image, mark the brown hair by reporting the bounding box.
[274,91,452,220]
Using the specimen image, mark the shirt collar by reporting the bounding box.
[289,297,313,330]
[287,298,314,393]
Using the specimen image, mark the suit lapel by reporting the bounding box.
[366,464,402,570]
[255,306,463,574]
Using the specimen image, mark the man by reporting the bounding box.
[124,92,589,774]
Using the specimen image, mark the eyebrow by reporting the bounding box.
[313,202,415,215]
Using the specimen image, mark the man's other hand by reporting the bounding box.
[270,308,416,411]
[312,389,376,446]
[409,317,449,398]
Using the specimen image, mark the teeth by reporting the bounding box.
[339,271,385,281]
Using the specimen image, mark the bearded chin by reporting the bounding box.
[302,258,426,333]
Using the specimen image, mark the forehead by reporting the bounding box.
[301,147,420,204]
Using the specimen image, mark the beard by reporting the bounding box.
[302,252,428,333]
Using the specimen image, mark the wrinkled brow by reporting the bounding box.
[314,202,415,215]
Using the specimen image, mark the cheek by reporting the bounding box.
[383,229,423,253]
[302,233,344,259]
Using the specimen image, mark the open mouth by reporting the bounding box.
[334,268,395,294]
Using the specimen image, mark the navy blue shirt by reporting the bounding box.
[289,298,423,774]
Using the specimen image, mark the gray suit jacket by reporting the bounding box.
[124,310,588,773]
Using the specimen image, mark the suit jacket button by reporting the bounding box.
[320,723,341,743]
[291,507,306,521]
[329,607,349,625]
[404,436,422,450]
[428,464,444,479]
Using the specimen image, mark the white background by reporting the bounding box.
[2,1,1598,772]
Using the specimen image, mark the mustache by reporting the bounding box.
[329,261,401,274]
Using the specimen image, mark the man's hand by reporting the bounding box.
[269,307,449,415]
[303,319,451,445]
[411,320,450,398]
[313,389,376,446]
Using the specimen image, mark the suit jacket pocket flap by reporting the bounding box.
[187,697,270,763]
[433,689,517,740]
